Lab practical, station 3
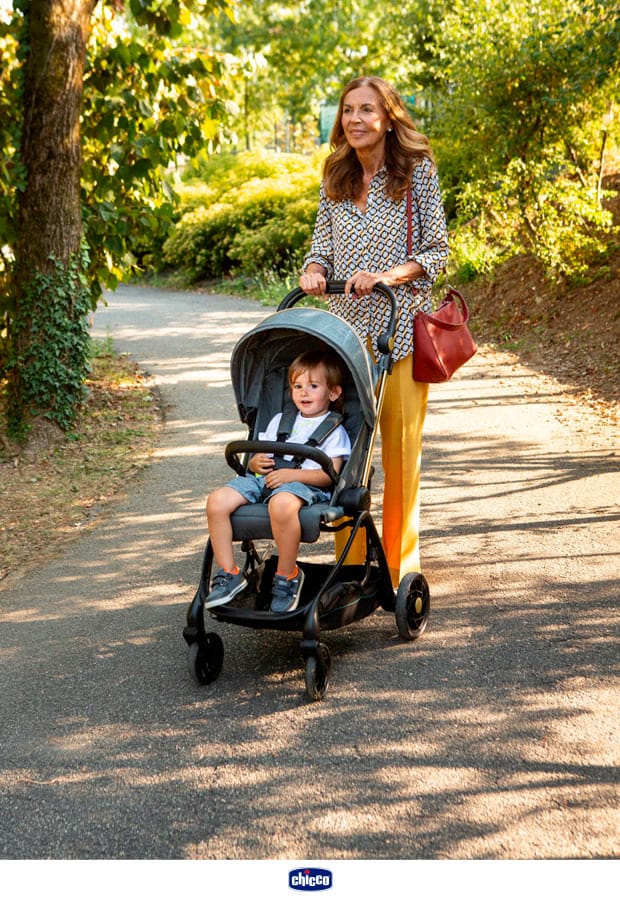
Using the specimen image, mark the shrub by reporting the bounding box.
[229,195,318,275]
[162,150,322,281]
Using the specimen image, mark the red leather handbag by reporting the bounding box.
[406,187,477,382]
[412,287,478,383]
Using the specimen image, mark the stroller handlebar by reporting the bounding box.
[279,280,397,358]
[225,439,340,484]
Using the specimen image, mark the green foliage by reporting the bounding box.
[0,0,236,311]
[197,0,400,144]
[229,195,317,275]
[417,0,620,279]
[162,150,322,280]
[0,11,23,308]
[6,249,92,436]
[1,0,237,434]
[447,222,509,284]
[80,2,236,301]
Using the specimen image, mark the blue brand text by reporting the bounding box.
[289,868,333,892]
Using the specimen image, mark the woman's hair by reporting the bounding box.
[323,75,435,202]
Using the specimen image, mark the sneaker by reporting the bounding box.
[270,566,305,614]
[205,568,247,609]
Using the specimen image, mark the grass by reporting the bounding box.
[0,338,162,585]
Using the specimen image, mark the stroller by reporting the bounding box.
[183,281,430,701]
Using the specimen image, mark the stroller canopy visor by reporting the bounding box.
[230,307,377,430]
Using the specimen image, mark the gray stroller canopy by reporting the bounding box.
[230,307,376,433]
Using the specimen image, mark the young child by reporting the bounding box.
[205,349,352,613]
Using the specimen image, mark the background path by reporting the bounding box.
[0,285,617,867]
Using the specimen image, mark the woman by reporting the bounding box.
[300,75,449,587]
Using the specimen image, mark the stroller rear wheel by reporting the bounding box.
[305,642,331,702]
[395,573,430,641]
[187,633,224,685]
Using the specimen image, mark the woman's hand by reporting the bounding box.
[345,270,385,298]
[299,267,327,296]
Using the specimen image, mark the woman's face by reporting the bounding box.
[341,85,391,155]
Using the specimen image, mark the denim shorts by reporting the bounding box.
[226,474,331,507]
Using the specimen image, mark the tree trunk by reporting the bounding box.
[8,0,97,442]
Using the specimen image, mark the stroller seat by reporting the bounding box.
[231,498,346,544]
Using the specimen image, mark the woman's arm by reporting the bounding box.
[345,260,426,298]
[300,185,334,294]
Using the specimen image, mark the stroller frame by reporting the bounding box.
[183,282,430,701]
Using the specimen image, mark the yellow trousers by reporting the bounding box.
[335,357,428,588]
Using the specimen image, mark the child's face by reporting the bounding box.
[290,365,342,418]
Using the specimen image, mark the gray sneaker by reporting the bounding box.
[205,568,247,609]
[270,566,305,614]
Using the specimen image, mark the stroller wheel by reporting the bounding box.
[305,643,331,702]
[187,633,224,685]
[395,573,430,641]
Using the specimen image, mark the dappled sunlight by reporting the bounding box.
[1,566,616,858]
[153,429,246,458]
[1,288,616,859]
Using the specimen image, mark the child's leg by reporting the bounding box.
[206,485,249,572]
[268,490,304,576]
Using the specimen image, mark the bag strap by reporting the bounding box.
[434,288,470,325]
[406,187,413,257]
[408,187,469,323]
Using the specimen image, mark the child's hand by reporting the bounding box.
[264,467,296,489]
[249,453,275,475]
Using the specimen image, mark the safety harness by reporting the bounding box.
[273,408,344,469]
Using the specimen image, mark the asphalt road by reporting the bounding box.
[0,285,617,879]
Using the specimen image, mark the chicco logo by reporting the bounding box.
[289,867,333,891]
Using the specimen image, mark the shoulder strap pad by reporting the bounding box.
[276,404,298,441]
[305,410,344,448]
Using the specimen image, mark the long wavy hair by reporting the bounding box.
[323,76,435,202]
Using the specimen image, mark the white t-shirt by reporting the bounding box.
[259,411,351,470]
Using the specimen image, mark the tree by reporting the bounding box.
[392,0,620,276]
[6,0,96,440]
[1,0,234,442]
[199,0,411,150]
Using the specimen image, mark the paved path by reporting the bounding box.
[0,285,617,872]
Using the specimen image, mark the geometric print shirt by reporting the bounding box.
[303,156,449,362]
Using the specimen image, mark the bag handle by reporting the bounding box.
[430,288,470,327]
[408,187,469,323]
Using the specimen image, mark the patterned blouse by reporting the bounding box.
[303,156,449,362]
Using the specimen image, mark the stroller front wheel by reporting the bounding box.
[305,643,331,702]
[395,573,430,641]
[187,633,224,685]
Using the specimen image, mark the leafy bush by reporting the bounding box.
[229,195,318,275]
[425,0,619,281]
[162,150,322,281]
[449,157,617,282]
[447,222,509,283]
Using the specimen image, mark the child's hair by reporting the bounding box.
[288,349,346,411]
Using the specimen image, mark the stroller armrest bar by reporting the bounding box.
[279,281,398,357]
[225,439,340,484]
